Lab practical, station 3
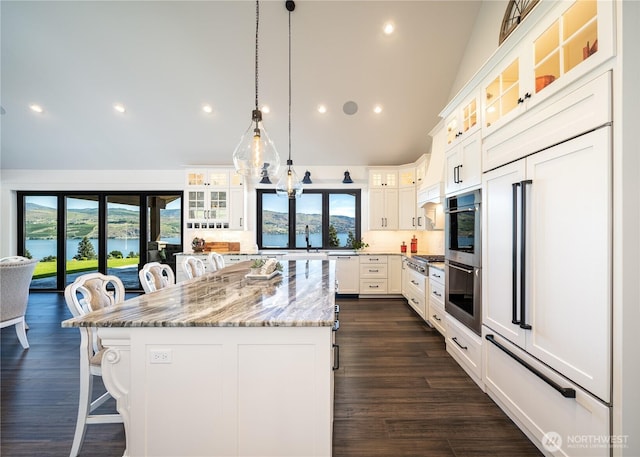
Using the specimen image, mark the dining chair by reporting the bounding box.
[0,256,38,348]
[207,252,225,271]
[181,256,206,280]
[64,272,125,457]
[138,262,175,293]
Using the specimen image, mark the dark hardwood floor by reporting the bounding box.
[1,293,542,457]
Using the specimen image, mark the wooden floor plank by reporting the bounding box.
[1,294,541,456]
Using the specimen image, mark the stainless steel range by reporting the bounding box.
[405,255,445,276]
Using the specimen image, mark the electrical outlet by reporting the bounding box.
[149,349,172,364]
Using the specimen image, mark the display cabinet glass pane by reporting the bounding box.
[463,99,477,132]
[502,85,520,117]
[535,51,560,92]
[485,102,499,127]
[535,21,559,64]
[187,172,205,186]
[563,0,597,41]
[446,118,458,144]
[564,20,598,73]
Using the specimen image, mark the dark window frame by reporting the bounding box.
[256,189,361,250]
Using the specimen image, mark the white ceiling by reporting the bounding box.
[1,0,481,171]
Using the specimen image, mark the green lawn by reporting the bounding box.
[33,257,140,279]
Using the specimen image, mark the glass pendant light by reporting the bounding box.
[276,1,303,199]
[233,1,280,180]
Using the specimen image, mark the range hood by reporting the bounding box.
[418,121,445,206]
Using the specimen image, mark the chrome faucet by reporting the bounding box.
[305,225,311,252]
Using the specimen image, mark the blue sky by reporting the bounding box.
[27,195,181,210]
[263,193,356,217]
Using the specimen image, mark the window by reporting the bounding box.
[257,190,361,250]
[17,191,182,291]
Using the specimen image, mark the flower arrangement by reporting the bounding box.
[191,237,205,252]
[250,258,283,275]
[346,231,369,251]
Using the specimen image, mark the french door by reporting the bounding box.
[18,191,182,291]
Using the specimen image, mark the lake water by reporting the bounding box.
[26,238,181,261]
[262,233,350,249]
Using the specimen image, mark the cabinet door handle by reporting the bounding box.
[411,280,419,285]
[432,290,442,297]
[369,269,379,273]
[431,273,441,279]
[333,343,340,371]
[411,298,419,304]
[512,182,521,325]
[520,179,533,330]
[239,217,243,227]
[432,314,441,322]
[486,334,576,398]
[458,164,463,183]
[451,336,468,350]
[417,216,422,227]
[412,217,416,227]
[369,284,380,288]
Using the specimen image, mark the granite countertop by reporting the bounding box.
[62,260,335,328]
[429,262,445,271]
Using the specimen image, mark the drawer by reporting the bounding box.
[446,315,482,387]
[407,270,426,291]
[428,300,446,336]
[360,264,388,279]
[359,255,387,265]
[428,267,445,285]
[429,280,444,305]
[406,289,426,319]
[360,279,387,294]
[483,329,610,457]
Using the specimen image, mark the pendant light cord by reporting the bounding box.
[255,0,260,112]
[288,7,292,164]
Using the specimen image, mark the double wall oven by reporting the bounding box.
[445,189,482,335]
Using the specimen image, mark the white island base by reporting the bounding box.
[100,325,334,457]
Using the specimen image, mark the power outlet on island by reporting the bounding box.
[149,349,172,364]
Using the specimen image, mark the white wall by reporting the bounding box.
[448,0,508,100]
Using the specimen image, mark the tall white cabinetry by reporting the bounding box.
[444,130,482,196]
[369,170,399,230]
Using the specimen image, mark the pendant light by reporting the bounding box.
[276,0,303,199]
[233,1,280,180]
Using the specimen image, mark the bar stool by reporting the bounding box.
[139,262,175,293]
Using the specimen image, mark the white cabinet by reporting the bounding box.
[404,267,426,319]
[368,169,398,188]
[482,0,614,137]
[329,255,359,295]
[482,127,611,403]
[445,91,481,147]
[427,266,446,335]
[414,155,427,189]
[445,130,482,195]
[398,187,419,230]
[184,168,245,231]
[369,188,398,230]
[398,166,416,188]
[446,314,483,388]
[387,255,402,295]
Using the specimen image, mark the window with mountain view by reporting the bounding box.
[257,190,361,250]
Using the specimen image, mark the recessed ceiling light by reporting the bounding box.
[29,104,44,113]
[113,103,126,113]
[374,105,383,114]
[202,104,213,114]
[383,22,395,35]
[261,105,270,114]
[317,105,327,114]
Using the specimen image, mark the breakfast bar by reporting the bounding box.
[62,260,337,457]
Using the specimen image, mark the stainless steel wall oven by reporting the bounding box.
[445,190,481,268]
[445,189,482,335]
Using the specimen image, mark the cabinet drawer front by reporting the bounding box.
[429,280,445,304]
[446,315,482,381]
[483,330,610,457]
[359,256,387,265]
[359,279,387,294]
[406,291,426,319]
[428,300,446,336]
[359,264,388,278]
[407,271,426,291]
[428,267,445,285]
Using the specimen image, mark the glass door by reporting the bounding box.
[23,195,58,289]
[65,195,100,286]
[106,195,141,289]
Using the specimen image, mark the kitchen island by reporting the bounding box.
[63,260,337,457]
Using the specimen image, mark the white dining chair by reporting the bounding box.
[0,256,38,348]
[181,256,206,280]
[138,262,175,293]
[207,252,225,271]
[64,272,125,457]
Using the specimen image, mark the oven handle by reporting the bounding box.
[445,207,476,214]
[486,334,576,398]
[448,263,474,274]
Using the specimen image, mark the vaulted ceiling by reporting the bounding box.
[1,1,481,170]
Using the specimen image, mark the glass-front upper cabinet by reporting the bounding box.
[446,92,481,147]
[482,0,613,135]
[185,169,229,187]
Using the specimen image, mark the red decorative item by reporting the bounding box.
[401,242,407,253]
[410,236,418,254]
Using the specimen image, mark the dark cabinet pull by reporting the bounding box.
[520,180,533,330]
[333,343,340,371]
[451,336,468,350]
[432,314,441,322]
[486,334,576,398]
[524,92,532,99]
[512,182,520,325]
